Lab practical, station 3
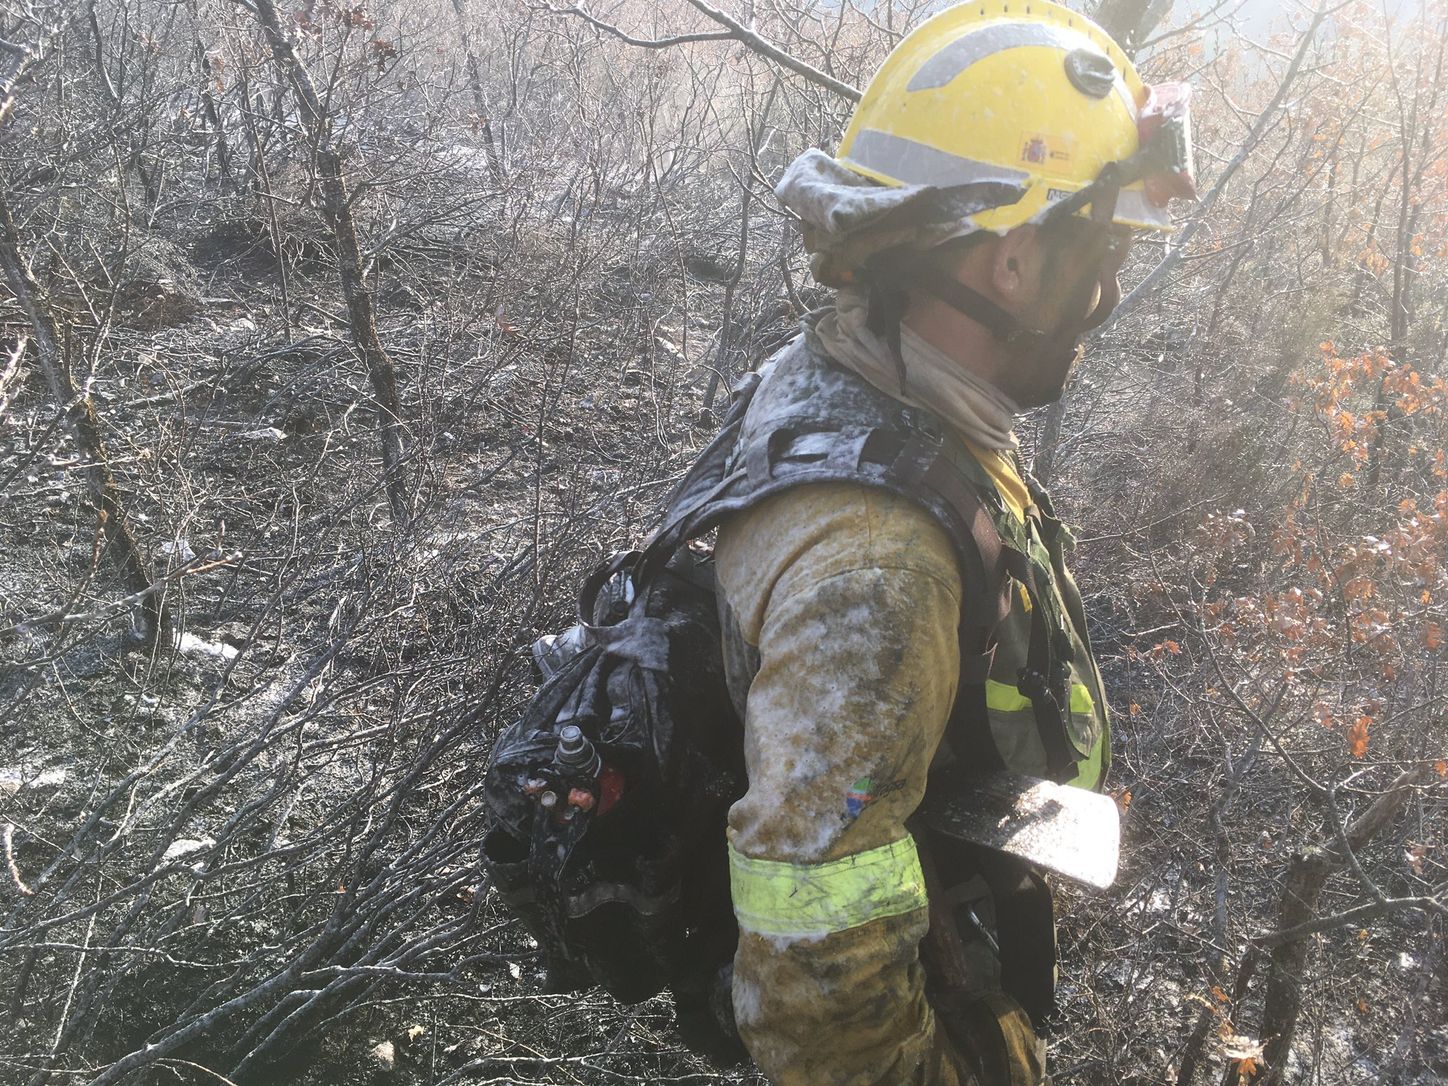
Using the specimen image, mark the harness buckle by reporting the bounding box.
[1017,667,1050,700]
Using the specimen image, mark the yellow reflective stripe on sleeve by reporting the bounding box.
[728,835,927,939]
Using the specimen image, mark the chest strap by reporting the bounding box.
[1000,544,1077,780]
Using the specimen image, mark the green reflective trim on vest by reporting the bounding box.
[728,835,927,939]
[1066,728,1106,790]
[1067,682,1105,788]
[984,679,1032,713]
[987,680,1103,787]
[986,679,1095,716]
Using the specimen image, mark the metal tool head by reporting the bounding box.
[922,770,1120,890]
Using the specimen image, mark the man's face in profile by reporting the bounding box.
[992,220,1134,408]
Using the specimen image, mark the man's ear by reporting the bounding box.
[988,225,1043,304]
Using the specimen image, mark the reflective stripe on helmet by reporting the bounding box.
[846,128,1030,190]
[831,0,1192,238]
[908,21,1083,90]
[844,130,1172,233]
[905,20,1135,115]
[728,835,927,939]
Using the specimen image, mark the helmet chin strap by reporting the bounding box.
[910,214,1119,365]
[870,162,1136,383]
[909,150,1141,364]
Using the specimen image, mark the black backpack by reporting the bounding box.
[479,537,747,1056]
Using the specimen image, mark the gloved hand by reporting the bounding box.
[931,988,1048,1086]
[917,834,1050,1085]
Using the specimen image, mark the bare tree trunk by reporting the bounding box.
[0,191,168,645]
[449,0,504,184]
[1247,769,1429,1085]
[1033,395,1067,487]
[196,40,233,183]
[1035,0,1176,482]
[1095,0,1178,53]
[1093,0,1154,52]
[552,0,860,101]
[705,79,780,411]
[1177,947,1260,1085]
[236,61,294,340]
[1113,2,1328,325]
[250,0,411,527]
[1368,19,1446,483]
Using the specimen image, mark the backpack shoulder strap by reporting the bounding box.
[573,368,765,641]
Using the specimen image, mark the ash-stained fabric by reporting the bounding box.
[709,323,1113,1084]
[716,482,966,1084]
[816,285,1021,452]
[775,148,1025,287]
[715,479,1057,1084]
[713,321,1110,793]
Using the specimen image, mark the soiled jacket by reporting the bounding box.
[717,482,968,1084]
[712,327,1105,1084]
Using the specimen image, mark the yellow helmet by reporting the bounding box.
[837,0,1194,235]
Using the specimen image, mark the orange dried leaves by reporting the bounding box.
[1347,715,1371,759]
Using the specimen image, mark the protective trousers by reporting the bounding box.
[715,481,1047,1085]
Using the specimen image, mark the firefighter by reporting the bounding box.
[713,3,1196,1081]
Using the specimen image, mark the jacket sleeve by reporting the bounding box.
[714,481,967,1085]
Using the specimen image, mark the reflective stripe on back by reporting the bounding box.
[984,680,1103,786]
[728,835,927,939]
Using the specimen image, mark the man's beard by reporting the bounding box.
[998,335,1085,408]
[999,268,1118,407]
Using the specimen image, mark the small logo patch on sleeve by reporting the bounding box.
[844,777,907,820]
